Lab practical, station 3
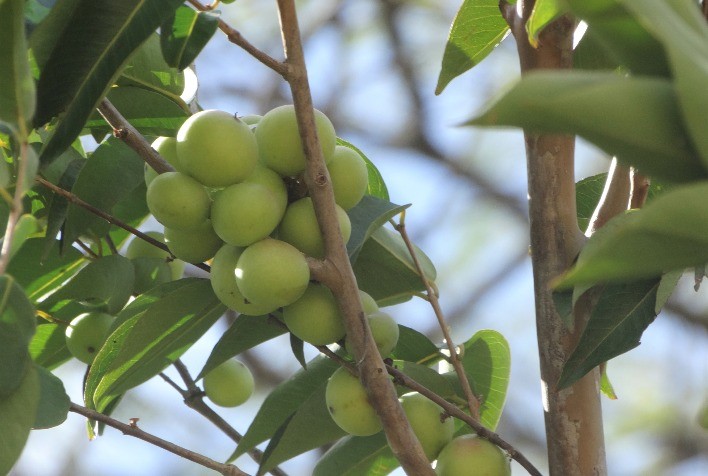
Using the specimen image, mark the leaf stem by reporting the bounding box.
[0,142,30,274]
[68,402,248,476]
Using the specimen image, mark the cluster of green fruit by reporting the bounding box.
[325,367,511,474]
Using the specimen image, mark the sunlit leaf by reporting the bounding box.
[160,6,220,71]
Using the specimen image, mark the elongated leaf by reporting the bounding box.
[314,433,397,476]
[456,330,510,430]
[392,325,442,365]
[33,365,70,429]
[35,0,184,164]
[436,0,509,94]
[0,0,35,138]
[0,363,40,476]
[198,314,287,380]
[43,254,134,315]
[393,360,457,399]
[557,183,708,287]
[160,6,220,71]
[576,173,608,233]
[42,156,86,258]
[233,356,339,460]
[29,323,72,370]
[558,279,660,389]
[620,0,708,167]
[353,226,437,306]
[655,269,682,314]
[347,195,409,262]
[337,138,388,201]
[87,278,224,412]
[63,137,145,246]
[0,276,36,397]
[527,0,568,47]
[573,27,623,71]
[468,71,705,183]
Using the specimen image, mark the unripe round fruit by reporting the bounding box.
[436,435,511,476]
[203,359,254,407]
[211,182,284,246]
[400,392,455,461]
[144,136,184,187]
[65,312,115,364]
[345,311,399,357]
[328,145,368,210]
[177,110,258,187]
[255,105,336,176]
[325,367,382,436]
[126,231,185,293]
[146,172,211,230]
[239,114,262,126]
[164,220,223,263]
[283,283,345,345]
[359,290,379,314]
[243,165,288,215]
[278,197,351,258]
[235,238,310,310]
[210,245,277,315]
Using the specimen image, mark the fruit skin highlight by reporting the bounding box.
[283,283,345,345]
[65,312,115,364]
[328,145,369,210]
[177,109,258,187]
[400,392,455,461]
[325,367,382,436]
[435,435,511,476]
[146,172,211,230]
[203,359,255,407]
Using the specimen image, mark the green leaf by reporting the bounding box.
[576,174,607,233]
[565,0,670,77]
[41,156,86,258]
[33,365,70,429]
[0,0,35,138]
[353,226,437,306]
[29,323,72,370]
[62,137,145,246]
[456,329,510,431]
[87,278,224,412]
[336,138,388,201]
[84,86,188,137]
[347,195,409,262]
[160,6,220,71]
[436,0,509,94]
[573,27,622,71]
[392,325,442,366]
[394,360,457,399]
[557,183,708,287]
[34,0,184,165]
[558,279,660,389]
[43,254,134,315]
[527,0,568,47]
[233,356,339,460]
[600,364,617,400]
[0,276,36,397]
[314,433,397,476]
[620,0,708,168]
[197,314,287,380]
[289,334,307,370]
[0,363,40,476]
[6,238,84,302]
[468,71,705,183]
[655,269,682,314]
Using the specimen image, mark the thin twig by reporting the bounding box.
[629,168,650,209]
[393,212,480,420]
[187,0,288,76]
[74,239,100,259]
[35,177,211,273]
[68,402,248,476]
[168,360,289,476]
[586,159,631,236]
[0,142,30,274]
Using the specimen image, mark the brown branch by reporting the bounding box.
[0,142,30,274]
[276,1,433,473]
[629,169,650,209]
[586,159,631,235]
[68,402,248,476]
[35,177,211,273]
[394,213,480,420]
[187,0,288,76]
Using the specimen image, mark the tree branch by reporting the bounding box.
[586,158,630,235]
[69,402,248,476]
[275,1,434,473]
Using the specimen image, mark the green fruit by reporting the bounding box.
[325,367,382,436]
[65,312,115,364]
[400,393,454,461]
[177,109,258,187]
[436,435,511,476]
[278,197,351,258]
[144,136,184,187]
[210,244,277,315]
[203,359,254,407]
[243,165,288,215]
[359,290,379,314]
[328,145,368,210]
[345,311,399,357]
[211,182,284,246]
[255,105,336,176]
[235,238,310,310]
[126,231,185,293]
[240,114,262,126]
[146,171,211,230]
[164,220,223,263]
[283,283,345,345]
